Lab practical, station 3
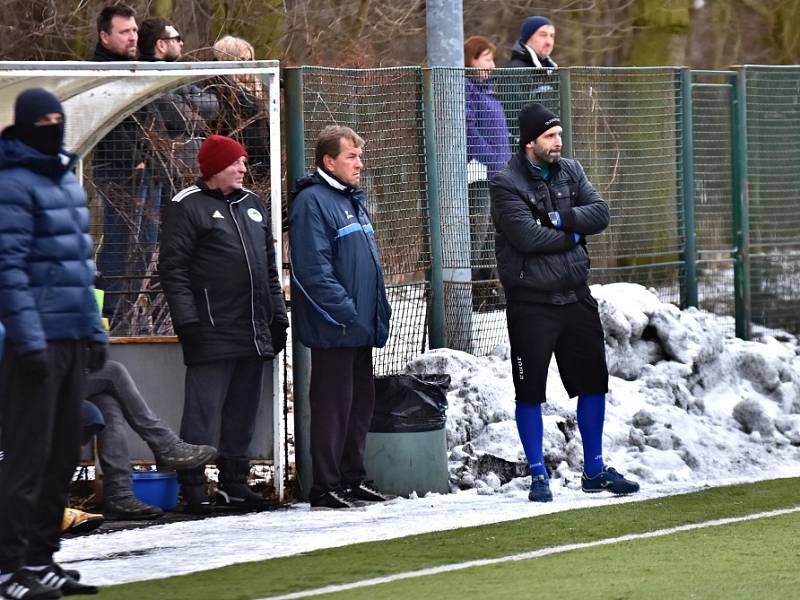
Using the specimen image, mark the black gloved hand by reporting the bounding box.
[87,342,108,373]
[270,320,289,355]
[176,323,203,345]
[18,350,49,381]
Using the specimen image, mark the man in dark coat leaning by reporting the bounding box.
[0,88,107,598]
[290,125,392,509]
[159,135,288,514]
[490,103,639,503]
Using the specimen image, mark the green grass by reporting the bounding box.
[101,478,800,599]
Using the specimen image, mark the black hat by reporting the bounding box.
[519,103,560,149]
[14,88,63,126]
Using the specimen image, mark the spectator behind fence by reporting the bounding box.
[464,35,511,288]
[0,87,107,598]
[88,360,217,520]
[159,135,288,515]
[208,35,271,183]
[289,126,392,510]
[489,103,640,504]
[91,4,144,329]
[503,16,559,144]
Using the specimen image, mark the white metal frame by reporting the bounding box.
[0,60,286,501]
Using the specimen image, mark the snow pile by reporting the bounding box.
[402,283,800,495]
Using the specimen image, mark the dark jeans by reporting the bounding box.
[177,357,263,487]
[0,340,87,572]
[309,346,375,497]
[87,360,180,500]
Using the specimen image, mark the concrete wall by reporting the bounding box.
[103,341,275,463]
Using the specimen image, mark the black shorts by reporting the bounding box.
[506,295,608,404]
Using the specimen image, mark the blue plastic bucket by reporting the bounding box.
[131,471,179,511]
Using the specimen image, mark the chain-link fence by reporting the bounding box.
[293,67,430,375]
[86,73,274,336]
[744,66,800,337]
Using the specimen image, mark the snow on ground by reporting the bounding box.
[57,283,800,586]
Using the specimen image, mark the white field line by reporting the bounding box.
[260,505,800,600]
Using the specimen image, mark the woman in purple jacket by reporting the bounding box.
[465,36,511,299]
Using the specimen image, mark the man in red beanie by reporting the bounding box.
[158,135,288,514]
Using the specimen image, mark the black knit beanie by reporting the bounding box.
[518,103,560,150]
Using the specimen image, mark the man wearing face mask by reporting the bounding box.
[0,88,107,598]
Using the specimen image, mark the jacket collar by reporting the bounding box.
[196,178,248,202]
[92,43,134,62]
[0,131,76,178]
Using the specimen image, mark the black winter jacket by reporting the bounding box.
[507,40,558,69]
[158,181,288,365]
[490,154,609,305]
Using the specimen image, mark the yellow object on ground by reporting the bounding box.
[62,507,104,535]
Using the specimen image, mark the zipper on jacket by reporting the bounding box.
[229,195,262,356]
[203,288,216,327]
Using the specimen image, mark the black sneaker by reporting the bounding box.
[155,441,217,471]
[37,564,98,596]
[310,489,356,510]
[103,495,164,520]
[215,484,272,513]
[0,569,62,599]
[344,481,389,503]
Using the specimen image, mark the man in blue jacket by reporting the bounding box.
[0,88,107,598]
[290,125,392,509]
[490,103,639,503]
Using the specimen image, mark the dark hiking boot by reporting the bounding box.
[37,564,98,596]
[310,489,356,510]
[0,569,62,599]
[103,495,163,520]
[181,484,214,515]
[343,481,389,503]
[155,441,217,471]
[581,466,640,495]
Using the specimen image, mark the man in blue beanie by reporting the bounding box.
[508,15,557,69]
[0,88,107,598]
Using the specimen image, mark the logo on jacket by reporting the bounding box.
[212,210,225,219]
[344,209,355,220]
[247,208,263,223]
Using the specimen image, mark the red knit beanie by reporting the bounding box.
[198,135,248,179]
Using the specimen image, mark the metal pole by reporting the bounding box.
[558,68,573,159]
[426,0,464,67]
[680,68,698,308]
[283,67,313,500]
[732,68,751,339]
[423,69,446,349]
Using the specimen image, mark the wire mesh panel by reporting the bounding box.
[745,67,800,336]
[298,67,430,371]
[692,74,736,332]
[570,68,684,301]
[87,74,274,336]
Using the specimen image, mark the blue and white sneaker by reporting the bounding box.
[581,466,640,495]
[528,474,553,502]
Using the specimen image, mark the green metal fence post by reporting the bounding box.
[284,67,313,500]
[558,68,573,159]
[423,68,446,349]
[731,68,751,340]
[680,68,698,308]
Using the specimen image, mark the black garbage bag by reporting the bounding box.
[370,374,450,433]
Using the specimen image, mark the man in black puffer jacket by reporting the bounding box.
[490,103,639,504]
[159,135,288,514]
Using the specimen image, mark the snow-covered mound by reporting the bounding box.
[401,283,800,495]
